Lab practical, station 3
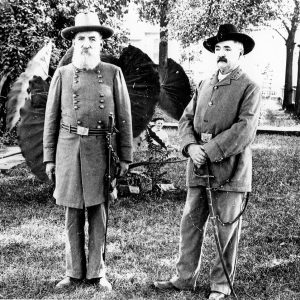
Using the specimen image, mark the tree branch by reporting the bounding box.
[274,27,287,41]
[282,20,291,32]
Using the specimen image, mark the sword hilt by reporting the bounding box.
[193,165,215,179]
[108,112,114,134]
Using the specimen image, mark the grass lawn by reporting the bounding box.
[0,134,299,300]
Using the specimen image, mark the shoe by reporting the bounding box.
[153,279,194,291]
[208,291,226,299]
[153,280,179,290]
[55,277,81,289]
[99,277,112,291]
[154,279,194,291]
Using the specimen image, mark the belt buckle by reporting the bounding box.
[201,133,212,143]
[77,125,89,136]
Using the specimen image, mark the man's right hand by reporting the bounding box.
[45,162,55,182]
[188,144,207,167]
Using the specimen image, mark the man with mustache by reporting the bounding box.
[154,24,261,299]
[43,12,133,290]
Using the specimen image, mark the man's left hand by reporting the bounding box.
[118,161,129,177]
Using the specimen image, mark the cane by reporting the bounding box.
[196,163,238,299]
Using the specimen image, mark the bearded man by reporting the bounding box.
[154,24,261,299]
[43,12,133,290]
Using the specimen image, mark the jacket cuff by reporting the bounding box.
[182,142,198,157]
[181,134,198,157]
[43,147,55,163]
[202,140,225,163]
[118,146,133,163]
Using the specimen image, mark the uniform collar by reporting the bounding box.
[210,66,243,86]
[72,62,102,73]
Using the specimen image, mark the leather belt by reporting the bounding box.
[61,123,109,136]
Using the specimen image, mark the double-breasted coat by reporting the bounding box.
[43,62,133,208]
[179,66,261,192]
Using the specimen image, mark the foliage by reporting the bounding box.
[136,0,300,115]
[0,0,130,83]
[0,0,52,82]
[168,0,277,47]
[133,0,175,25]
[0,128,18,145]
[133,0,277,47]
[270,0,300,39]
[0,0,130,138]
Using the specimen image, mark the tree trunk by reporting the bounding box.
[0,75,11,131]
[283,31,296,111]
[158,0,168,81]
[295,45,300,116]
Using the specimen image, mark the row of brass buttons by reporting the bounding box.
[73,68,106,127]
[98,70,105,109]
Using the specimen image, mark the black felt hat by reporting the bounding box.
[203,24,255,55]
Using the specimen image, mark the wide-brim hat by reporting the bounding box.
[152,117,165,123]
[61,12,114,40]
[203,24,255,55]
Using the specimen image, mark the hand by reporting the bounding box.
[118,161,129,177]
[45,162,55,182]
[188,144,207,167]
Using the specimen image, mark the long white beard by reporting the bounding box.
[72,47,101,70]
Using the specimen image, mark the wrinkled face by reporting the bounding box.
[215,40,243,74]
[73,31,103,57]
[155,120,164,130]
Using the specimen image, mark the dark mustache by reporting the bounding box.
[217,57,227,63]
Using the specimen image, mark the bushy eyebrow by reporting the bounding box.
[76,34,99,39]
[215,45,232,50]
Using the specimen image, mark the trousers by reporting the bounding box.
[171,186,244,295]
[65,204,106,279]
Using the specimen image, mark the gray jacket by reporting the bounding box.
[43,62,133,208]
[179,66,261,192]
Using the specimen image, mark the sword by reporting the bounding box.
[196,163,238,299]
[103,113,114,261]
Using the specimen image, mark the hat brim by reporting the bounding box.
[152,117,165,122]
[203,33,255,55]
[61,25,114,40]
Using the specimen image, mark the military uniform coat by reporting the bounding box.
[179,66,261,192]
[43,62,133,208]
